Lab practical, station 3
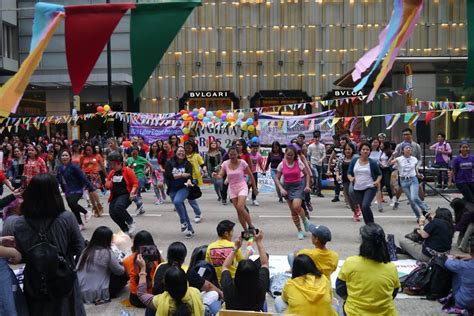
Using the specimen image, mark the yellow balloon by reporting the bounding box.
[197,113,204,120]
[103,104,111,112]
[248,125,255,132]
[241,123,248,131]
[183,127,190,135]
[216,110,223,117]
[182,113,189,120]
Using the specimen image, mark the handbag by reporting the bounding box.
[188,184,202,200]
[405,228,423,244]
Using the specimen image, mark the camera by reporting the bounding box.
[139,245,160,261]
[241,228,259,240]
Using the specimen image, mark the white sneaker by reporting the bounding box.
[135,204,145,215]
[389,197,396,207]
[194,216,202,223]
[252,200,260,206]
[128,222,137,235]
[184,229,195,239]
[84,211,92,223]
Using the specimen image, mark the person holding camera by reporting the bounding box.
[275,145,312,240]
[213,145,258,232]
[123,230,163,308]
[206,220,245,284]
[76,226,128,304]
[105,153,138,235]
[221,229,269,312]
[400,208,454,262]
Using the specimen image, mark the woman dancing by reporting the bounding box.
[205,140,223,201]
[213,145,258,232]
[336,143,359,221]
[265,141,285,203]
[80,144,106,216]
[275,145,312,240]
[147,141,166,205]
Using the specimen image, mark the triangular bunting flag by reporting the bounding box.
[384,114,394,127]
[30,2,65,52]
[364,116,372,127]
[343,117,352,129]
[404,112,414,123]
[130,0,201,98]
[330,117,341,128]
[386,113,401,130]
[452,109,463,122]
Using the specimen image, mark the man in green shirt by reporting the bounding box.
[126,147,153,215]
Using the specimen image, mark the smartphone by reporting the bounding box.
[139,245,160,261]
[241,228,259,240]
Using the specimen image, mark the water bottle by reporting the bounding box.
[428,160,432,169]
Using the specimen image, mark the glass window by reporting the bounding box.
[2,23,14,59]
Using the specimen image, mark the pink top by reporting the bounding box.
[277,159,305,184]
[222,159,248,187]
[249,152,262,173]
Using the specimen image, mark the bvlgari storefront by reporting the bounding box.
[179,91,240,111]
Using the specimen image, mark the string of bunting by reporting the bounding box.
[0,104,471,134]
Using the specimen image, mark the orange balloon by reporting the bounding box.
[182,135,190,142]
[123,140,131,148]
[97,106,104,113]
[216,110,223,117]
[186,116,194,121]
[180,109,187,115]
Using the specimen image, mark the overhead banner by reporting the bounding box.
[65,3,135,95]
[129,124,183,143]
[130,0,201,99]
[259,120,334,145]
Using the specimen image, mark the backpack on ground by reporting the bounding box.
[400,254,452,299]
[23,217,76,299]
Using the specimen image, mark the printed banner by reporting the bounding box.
[129,124,183,143]
[259,120,333,145]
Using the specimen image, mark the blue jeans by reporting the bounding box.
[352,187,377,224]
[0,257,28,316]
[311,164,323,193]
[188,198,201,217]
[274,296,288,314]
[169,187,194,232]
[211,177,223,199]
[400,176,425,219]
[271,168,282,199]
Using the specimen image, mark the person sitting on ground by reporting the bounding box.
[137,256,204,315]
[295,224,339,281]
[123,230,163,308]
[0,236,24,316]
[451,198,474,253]
[399,208,454,262]
[77,226,128,304]
[336,223,400,316]
[152,242,222,315]
[221,230,270,312]
[444,238,474,313]
[206,220,245,284]
[275,254,337,316]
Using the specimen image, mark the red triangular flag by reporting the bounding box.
[65,3,135,95]
[425,111,436,124]
[343,117,352,129]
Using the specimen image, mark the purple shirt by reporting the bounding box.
[452,155,474,184]
[430,142,452,164]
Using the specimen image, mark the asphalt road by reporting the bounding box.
[77,186,459,316]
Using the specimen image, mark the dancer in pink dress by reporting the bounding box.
[213,146,258,231]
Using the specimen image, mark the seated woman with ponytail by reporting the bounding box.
[136,254,204,315]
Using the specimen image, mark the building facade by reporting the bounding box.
[5,0,472,140]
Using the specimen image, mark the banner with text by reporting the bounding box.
[129,124,183,143]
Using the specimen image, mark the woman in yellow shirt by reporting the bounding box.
[275,254,337,316]
[336,223,401,316]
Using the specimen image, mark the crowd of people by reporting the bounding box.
[0,128,472,316]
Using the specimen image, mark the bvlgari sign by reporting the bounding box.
[334,90,364,97]
[188,91,230,98]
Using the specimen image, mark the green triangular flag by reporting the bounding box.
[130,0,201,99]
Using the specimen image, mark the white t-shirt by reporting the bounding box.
[395,156,418,178]
[308,142,326,166]
[353,159,374,190]
[380,152,390,168]
[369,150,382,161]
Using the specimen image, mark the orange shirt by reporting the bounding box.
[80,154,103,174]
[123,253,159,295]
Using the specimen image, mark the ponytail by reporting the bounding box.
[173,300,191,316]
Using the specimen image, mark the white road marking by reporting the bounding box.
[259,215,415,219]
[101,213,162,217]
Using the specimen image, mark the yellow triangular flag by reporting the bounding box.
[330,117,341,127]
[364,116,372,127]
[452,109,463,122]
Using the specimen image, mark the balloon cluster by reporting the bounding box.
[96,104,111,113]
[179,108,258,134]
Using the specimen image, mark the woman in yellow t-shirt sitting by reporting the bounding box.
[275,254,337,316]
[336,223,401,316]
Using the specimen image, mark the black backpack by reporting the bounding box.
[23,217,76,299]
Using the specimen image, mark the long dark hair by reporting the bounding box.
[359,223,390,264]
[78,226,113,271]
[132,231,162,287]
[21,174,66,219]
[167,241,187,265]
[149,142,160,159]
[271,141,283,156]
[234,259,264,308]
[164,266,191,316]
[434,208,454,237]
[159,140,173,167]
[292,254,321,279]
